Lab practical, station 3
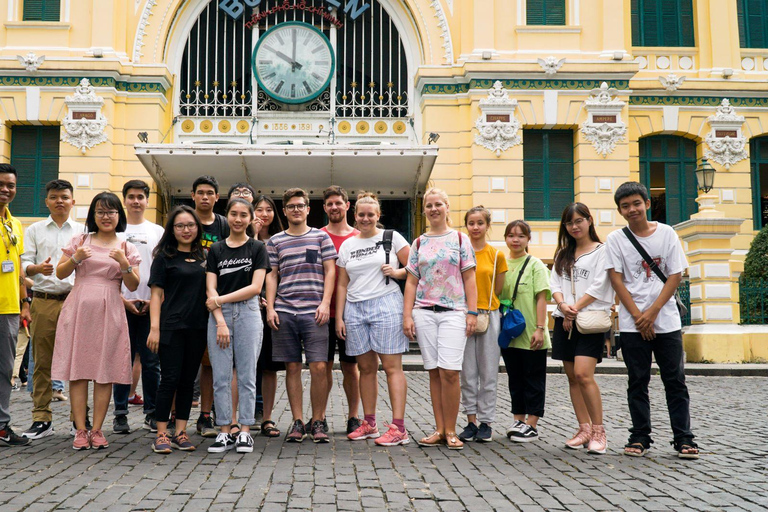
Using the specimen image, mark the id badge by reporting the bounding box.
[1,259,14,273]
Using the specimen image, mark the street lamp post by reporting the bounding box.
[693,158,719,217]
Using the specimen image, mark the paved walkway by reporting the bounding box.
[2,372,766,511]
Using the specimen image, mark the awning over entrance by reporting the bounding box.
[135,144,438,206]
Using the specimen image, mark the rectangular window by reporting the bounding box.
[737,0,768,49]
[527,0,566,26]
[523,130,574,221]
[10,126,60,217]
[22,0,60,22]
[631,0,695,47]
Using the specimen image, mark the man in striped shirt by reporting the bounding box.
[265,188,337,443]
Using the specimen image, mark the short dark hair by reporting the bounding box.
[227,183,256,202]
[323,185,348,203]
[122,179,150,198]
[0,164,18,176]
[614,181,649,206]
[86,192,127,233]
[283,188,308,205]
[192,175,219,194]
[45,179,74,195]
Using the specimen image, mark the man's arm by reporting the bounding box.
[265,265,280,330]
[316,259,335,326]
[608,269,654,341]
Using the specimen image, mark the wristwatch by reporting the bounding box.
[121,266,133,274]
[536,325,545,330]
[21,297,32,304]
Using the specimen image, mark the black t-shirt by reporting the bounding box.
[148,251,208,332]
[206,238,271,295]
[201,214,230,253]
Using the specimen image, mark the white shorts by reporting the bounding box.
[412,308,467,371]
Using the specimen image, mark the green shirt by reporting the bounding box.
[499,255,551,350]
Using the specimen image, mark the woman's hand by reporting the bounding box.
[74,246,92,262]
[216,323,230,348]
[560,303,578,320]
[530,328,545,350]
[336,318,346,340]
[108,247,128,267]
[563,318,573,332]
[205,297,221,312]
[147,328,160,354]
[403,315,416,340]
[465,314,477,337]
[381,264,397,277]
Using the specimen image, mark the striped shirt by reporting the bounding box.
[267,228,337,315]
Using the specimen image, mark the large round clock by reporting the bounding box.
[252,22,335,105]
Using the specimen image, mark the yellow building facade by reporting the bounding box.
[1,0,767,361]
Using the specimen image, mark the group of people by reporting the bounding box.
[0,162,699,459]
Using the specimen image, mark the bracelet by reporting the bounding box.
[214,298,221,308]
[467,310,479,316]
[536,325,545,330]
[71,256,82,266]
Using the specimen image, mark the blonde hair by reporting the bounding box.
[423,187,452,226]
[354,191,381,216]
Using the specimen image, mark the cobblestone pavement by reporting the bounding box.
[1,372,767,511]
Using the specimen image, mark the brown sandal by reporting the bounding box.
[445,432,464,450]
[261,420,280,438]
[417,431,445,447]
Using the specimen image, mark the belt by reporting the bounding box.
[33,291,69,301]
[418,305,454,313]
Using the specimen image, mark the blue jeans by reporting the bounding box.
[207,299,263,427]
[113,312,160,416]
[26,340,64,393]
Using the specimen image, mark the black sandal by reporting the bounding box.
[623,437,653,457]
[261,420,280,437]
[672,439,700,459]
[230,424,240,436]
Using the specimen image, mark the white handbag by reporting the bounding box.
[474,249,499,334]
[571,267,611,335]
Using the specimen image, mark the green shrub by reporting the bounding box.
[740,225,768,324]
[744,225,768,279]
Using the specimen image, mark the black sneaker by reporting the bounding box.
[476,423,493,442]
[510,424,539,443]
[22,421,54,440]
[458,422,478,442]
[207,432,236,453]
[322,418,329,434]
[196,414,217,438]
[285,419,306,443]
[346,417,361,435]
[143,414,158,433]
[310,420,329,444]
[0,426,30,446]
[113,415,131,434]
[235,432,254,453]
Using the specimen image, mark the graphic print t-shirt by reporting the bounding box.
[148,251,208,331]
[206,238,270,296]
[121,221,165,301]
[337,230,409,303]
[201,214,230,254]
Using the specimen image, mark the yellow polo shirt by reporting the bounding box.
[0,208,23,315]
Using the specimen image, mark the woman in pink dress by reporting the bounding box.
[53,192,141,450]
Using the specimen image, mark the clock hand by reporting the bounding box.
[292,29,297,64]
[274,50,303,71]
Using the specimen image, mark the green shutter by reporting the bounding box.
[739,0,768,49]
[10,126,60,217]
[23,0,60,22]
[524,131,546,220]
[639,135,697,225]
[752,137,768,229]
[738,0,748,48]
[527,0,565,26]
[632,0,694,47]
[524,130,573,221]
[677,0,695,47]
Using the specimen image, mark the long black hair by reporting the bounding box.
[253,194,284,239]
[85,192,127,233]
[553,202,601,276]
[153,205,205,261]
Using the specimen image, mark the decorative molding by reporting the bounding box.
[537,56,565,76]
[580,82,626,158]
[474,81,521,157]
[0,75,167,94]
[422,79,630,95]
[630,96,768,107]
[659,73,685,92]
[17,52,45,72]
[61,78,108,154]
[704,99,747,170]
[132,0,157,63]
[429,0,454,64]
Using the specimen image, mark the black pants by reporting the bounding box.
[155,328,207,423]
[620,330,693,443]
[501,347,547,417]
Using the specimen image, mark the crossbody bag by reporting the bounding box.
[497,255,531,348]
[570,265,611,336]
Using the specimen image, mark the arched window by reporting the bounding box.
[639,135,698,225]
[751,136,768,229]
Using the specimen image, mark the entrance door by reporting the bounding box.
[751,136,768,230]
[639,135,698,225]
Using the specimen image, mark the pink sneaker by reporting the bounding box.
[565,423,592,450]
[347,420,380,441]
[89,429,109,449]
[587,424,607,455]
[375,424,410,446]
[72,429,90,450]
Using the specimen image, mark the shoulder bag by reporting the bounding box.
[475,249,499,334]
[571,265,612,336]
[498,255,531,348]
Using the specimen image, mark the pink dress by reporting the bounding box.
[52,233,141,385]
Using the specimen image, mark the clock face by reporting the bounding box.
[252,22,335,104]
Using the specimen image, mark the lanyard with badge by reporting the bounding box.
[1,215,18,273]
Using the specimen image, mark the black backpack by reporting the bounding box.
[379,229,394,285]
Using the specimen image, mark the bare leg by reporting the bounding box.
[356,352,379,417]
[92,383,112,431]
[285,362,304,421]
[340,361,360,419]
[308,361,328,423]
[438,368,461,435]
[200,365,213,414]
[262,370,278,422]
[380,354,407,421]
[563,361,591,424]
[574,356,603,425]
[70,380,89,430]
[427,369,444,434]
[527,415,541,428]
[129,353,141,397]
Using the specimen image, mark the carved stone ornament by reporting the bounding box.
[430,0,454,64]
[474,81,521,157]
[17,52,45,72]
[659,73,685,92]
[537,56,565,76]
[61,79,108,154]
[704,99,747,169]
[580,82,626,158]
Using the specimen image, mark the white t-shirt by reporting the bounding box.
[337,230,409,302]
[120,221,165,301]
[604,223,688,334]
[550,244,614,318]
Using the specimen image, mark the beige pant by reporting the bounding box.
[30,298,65,422]
[12,327,29,382]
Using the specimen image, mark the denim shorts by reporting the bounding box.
[271,312,329,363]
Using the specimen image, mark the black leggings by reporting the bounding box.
[155,328,207,423]
[501,347,547,417]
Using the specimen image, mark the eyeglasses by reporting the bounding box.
[285,203,307,211]
[230,189,253,198]
[173,223,197,231]
[564,217,587,229]
[95,210,119,218]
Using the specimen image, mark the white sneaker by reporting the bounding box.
[505,420,525,439]
[207,432,236,453]
[510,424,539,443]
[236,432,254,453]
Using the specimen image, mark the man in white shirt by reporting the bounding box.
[20,180,84,440]
[112,180,165,434]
